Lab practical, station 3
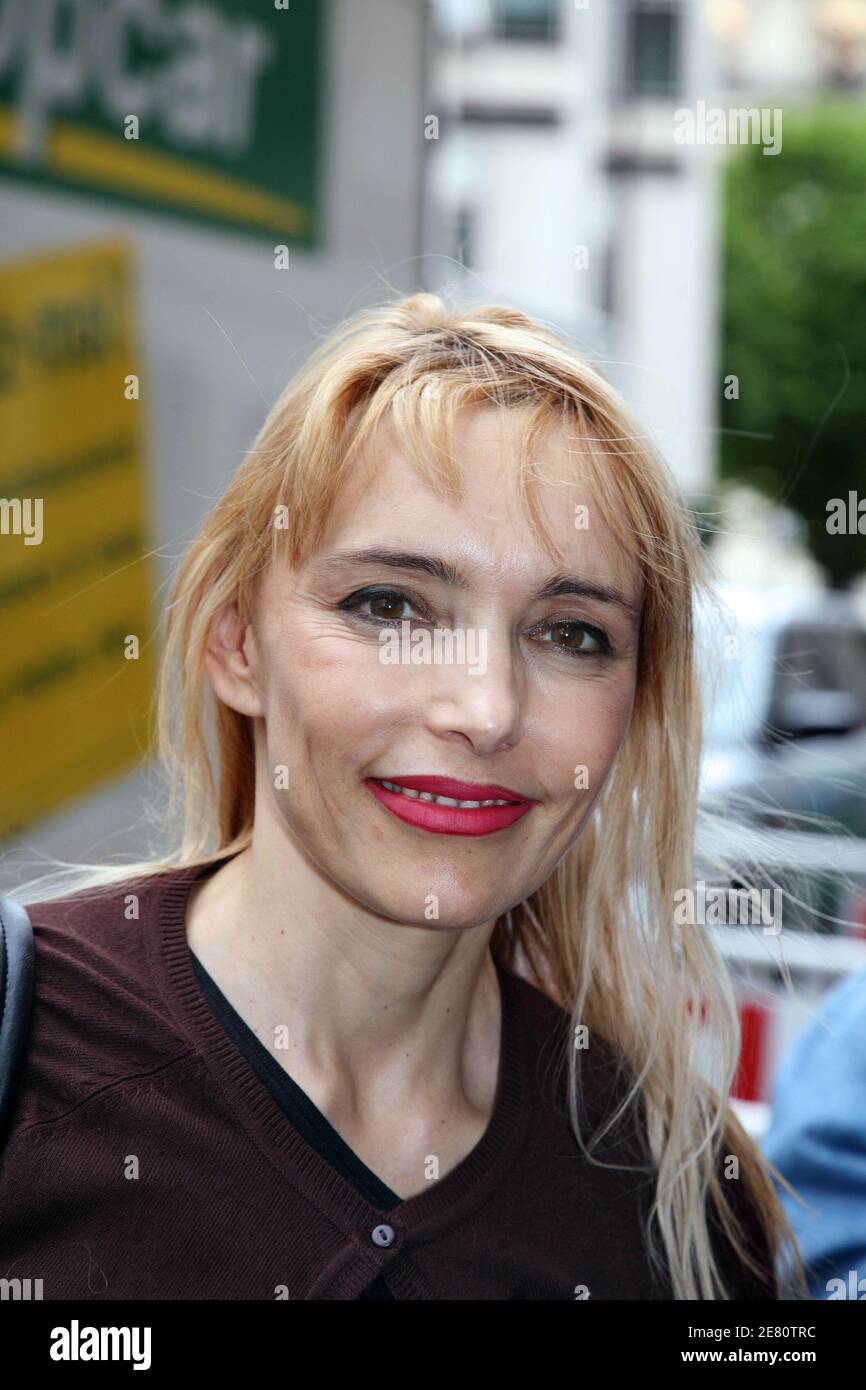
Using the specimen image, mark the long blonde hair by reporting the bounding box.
[10,291,806,1299]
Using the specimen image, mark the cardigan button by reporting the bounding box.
[371,1223,395,1248]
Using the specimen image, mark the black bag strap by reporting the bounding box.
[0,894,35,1149]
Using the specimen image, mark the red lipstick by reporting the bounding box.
[365,774,538,837]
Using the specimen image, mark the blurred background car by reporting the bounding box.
[700,583,866,841]
[697,583,866,1136]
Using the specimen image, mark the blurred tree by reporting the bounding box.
[720,103,866,587]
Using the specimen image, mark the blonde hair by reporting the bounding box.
[11,290,806,1299]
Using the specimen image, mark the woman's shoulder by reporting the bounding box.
[505,966,782,1298]
[19,860,205,962]
[502,961,648,1146]
[8,867,198,1140]
[19,867,178,995]
[503,965,637,1080]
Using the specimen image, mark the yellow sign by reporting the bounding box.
[0,238,156,838]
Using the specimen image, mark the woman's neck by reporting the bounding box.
[183,834,504,1160]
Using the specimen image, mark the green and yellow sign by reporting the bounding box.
[0,237,156,838]
[0,0,325,246]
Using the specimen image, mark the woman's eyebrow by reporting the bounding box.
[317,548,639,617]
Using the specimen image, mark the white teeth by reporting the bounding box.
[379,780,512,808]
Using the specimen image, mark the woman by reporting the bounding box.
[0,293,803,1300]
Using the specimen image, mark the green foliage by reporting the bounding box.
[720,102,866,585]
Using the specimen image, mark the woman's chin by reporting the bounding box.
[367,892,512,933]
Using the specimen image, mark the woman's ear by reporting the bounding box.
[204,602,264,717]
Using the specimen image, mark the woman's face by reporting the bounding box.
[228,405,641,929]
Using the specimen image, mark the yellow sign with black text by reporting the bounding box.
[0,238,156,838]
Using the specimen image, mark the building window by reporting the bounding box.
[624,3,681,97]
[492,0,560,43]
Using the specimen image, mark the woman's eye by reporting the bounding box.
[340,589,429,626]
[537,620,610,657]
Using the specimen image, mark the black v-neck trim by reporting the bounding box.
[189,949,402,1212]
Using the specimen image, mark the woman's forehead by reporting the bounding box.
[314,407,641,601]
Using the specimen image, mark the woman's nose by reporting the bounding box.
[421,627,523,755]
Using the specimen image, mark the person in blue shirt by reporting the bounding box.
[763,964,866,1300]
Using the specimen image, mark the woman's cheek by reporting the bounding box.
[544,677,636,801]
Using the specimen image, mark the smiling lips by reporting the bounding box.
[365,774,537,836]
